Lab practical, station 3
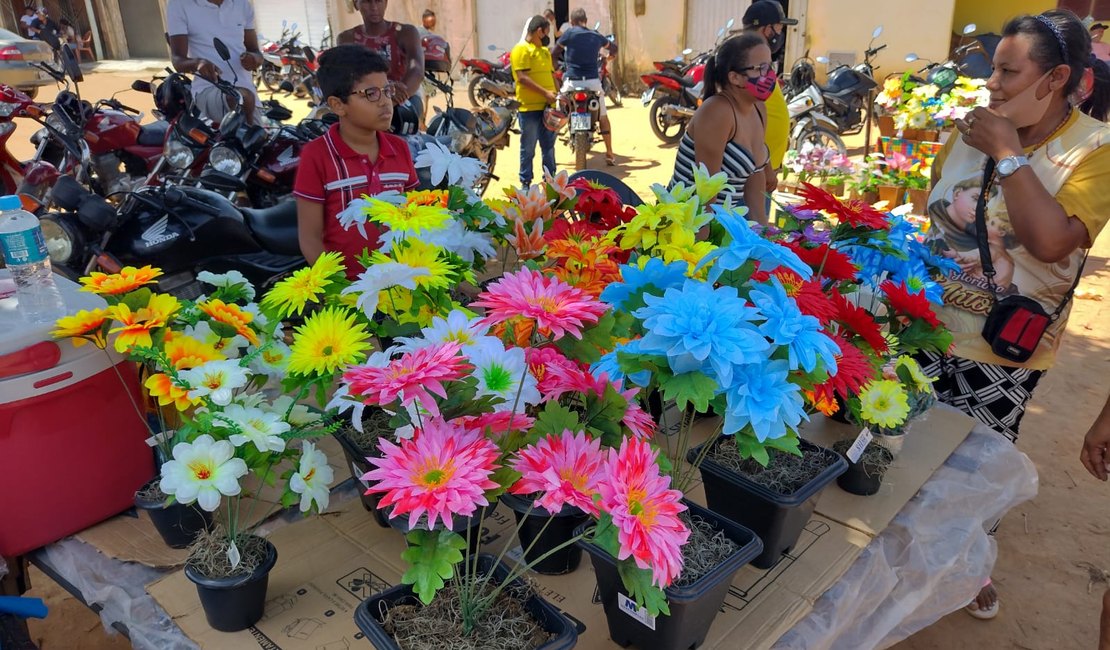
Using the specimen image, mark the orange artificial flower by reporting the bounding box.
[80,265,162,295]
[405,189,449,208]
[805,386,840,417]
[504,184,554,222]
[163,331,225,369]
[197,299,259,346]
[107,294,180,353]
[492,316,536,347]
[52,308,110,348]
[506,217,547,261]
[145,372,198,411]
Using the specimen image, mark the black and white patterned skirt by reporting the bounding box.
[918,350,1046,444]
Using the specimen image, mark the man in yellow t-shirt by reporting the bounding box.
[742,1,795,199]
[511,15,558,188]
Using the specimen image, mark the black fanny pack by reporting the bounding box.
[973,158,1087,363]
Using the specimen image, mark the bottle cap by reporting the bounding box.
[0,195,22,211]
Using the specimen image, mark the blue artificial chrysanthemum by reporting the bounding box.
[891,260,945,304]
[600,258,690,309]
[749,278,840,374]
[696,206,813,281]
[722,359,808,442]
[634,280,769,388]
[591,339,652,390]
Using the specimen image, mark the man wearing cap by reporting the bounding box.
[1092,22,1110,62]
[741,1,796,202]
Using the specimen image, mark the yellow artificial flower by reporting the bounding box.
[365,197,452,234]
[371,240,454,290]
[52,308,110,348]
[405,189,449,209]
[692,163,731,207]
[145,372,198,411]
[895,356,935,393]
[287,307,371,376]
[262,252,345,317]
[858,379,911,429]
[197,299,259,346]
[163,331,225,370]
[80,265,162,295]
[657,228,716,272]
[107,293,180,353]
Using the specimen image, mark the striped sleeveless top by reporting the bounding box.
[668,97,768,205]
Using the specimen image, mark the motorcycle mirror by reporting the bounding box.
[904,53,919,63]
[816,56,830,64]
[291,22,298,31]
[726,18,735,29]
[303,46,316,64]
[282,19,287,28]
[682,48,693,56]
[717,28,725,40]
[872,26,883,39]
[487,44,497,51]
[594,21,601,30]
[963,23,977,35]
[213,38,232,62]
[61,45,83,83]
[131,80,153,94]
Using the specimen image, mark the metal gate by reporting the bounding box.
[684,0,749,53]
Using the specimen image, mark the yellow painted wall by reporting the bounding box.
[805,0,957,81]
[953,0,1055,35]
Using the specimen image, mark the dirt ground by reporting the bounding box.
[15,71,1110,649]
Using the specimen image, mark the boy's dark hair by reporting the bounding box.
[317,44,390,100]
[422,9,435,18]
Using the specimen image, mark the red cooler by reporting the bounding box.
[0,270,154,556]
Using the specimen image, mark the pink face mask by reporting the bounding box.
[996,70,1054,128]
[745,69,778,101]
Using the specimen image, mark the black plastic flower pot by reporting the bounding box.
[386,507,491,556]
[184,537,278,632]
[333,429,390,528]
[833,441,894,497]
[134,479,213,549]
[354,553,578,650]
[500,493,589,575]
[689,438,847,570]
[575,500,762,650]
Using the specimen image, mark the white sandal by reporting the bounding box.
[965,579,999,620]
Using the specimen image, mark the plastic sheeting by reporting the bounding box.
[32,422,1037,650]
[773,422,1038,649]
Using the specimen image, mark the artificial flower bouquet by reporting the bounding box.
[876,71,988,133]
[52,264,343,575]
[784,143,855,189]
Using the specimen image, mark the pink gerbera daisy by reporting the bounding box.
[541,364,656,438]
[526,346,582,399]
[363,417,500,530]
[511,430,604,515]
[598,437,689,588]
[343,342,472,416]
[472,268,608,341]
[458,411,535,439]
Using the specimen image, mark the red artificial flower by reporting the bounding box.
[794,279,839,324]
[545,218,603,244]
[782,241,859,282]
[829,289,888,354]
[797,183,890,231]
[880,280,942,328]
[821,334,879,399]
[569,177,637,230]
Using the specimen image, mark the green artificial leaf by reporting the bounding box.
[896,319,953,356]
[485,466,522,501]
[119,287,154,312]
[733,433,771,467]
[280,489,299,509]
[591,513,620,556]
[764,432,803,458]
[400,529,467,604]
[617,559,670,617]
[659,371,717,413]
[532,402,583,438]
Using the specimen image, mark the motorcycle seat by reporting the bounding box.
[660,71,697,88]
[241,200,301,257]
[136,121,170,146]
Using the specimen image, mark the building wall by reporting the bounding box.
[953,0,1054,34]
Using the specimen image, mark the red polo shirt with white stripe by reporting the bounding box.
[294,124,419,278]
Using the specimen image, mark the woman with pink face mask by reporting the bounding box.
[668,32,774,222]
[921,9,1110,621]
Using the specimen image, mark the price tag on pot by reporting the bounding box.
[618,593,656,630]
[846,428,873,464]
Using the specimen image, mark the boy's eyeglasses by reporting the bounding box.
[736,62,774,77]
[349,85,395,102]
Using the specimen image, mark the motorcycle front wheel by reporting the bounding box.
[603,77,622,108]
[649,96,686,144]
[467,75,494,108]
[791,124,848,157]
[261,63,283,93]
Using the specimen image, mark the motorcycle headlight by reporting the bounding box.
[165,136,195,169]
[449,129,473,153]
[209,145,243,176]
[0,101,21,117]
[39,215,79,266]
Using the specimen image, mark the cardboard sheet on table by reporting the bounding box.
[802,406,975,537]
[76,436,348,568]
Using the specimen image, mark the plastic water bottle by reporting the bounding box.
[0,195,65,322]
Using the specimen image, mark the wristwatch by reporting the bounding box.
[996,155,1029,179]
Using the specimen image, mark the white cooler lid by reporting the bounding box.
[0,269,108,356]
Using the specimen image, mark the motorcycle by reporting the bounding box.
[460,46,514,108]
[902,23,989,94]
[786,25,887,155]
[640,19,732,144]
[558,83,602,171]
[599,31,621,108]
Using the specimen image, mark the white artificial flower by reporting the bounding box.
[337,193,404,236]
[290,440,333,513]
[221,404,290,453]
[159,434,248,512]
[197,270,256,301]
[184,320,247,359]
[341,262,426,318]
[393,310,498,353]
[250,339,291,380]
[327,383,367,433]
[267,394,316,427]
[413,141,487,189]
[422,219,497,263]
[179,359,251,406]
[466,340,540,411]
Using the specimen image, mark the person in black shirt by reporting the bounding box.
[553,9,618,164]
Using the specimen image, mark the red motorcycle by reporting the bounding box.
[460,48,514,107]
[0,84,45,195]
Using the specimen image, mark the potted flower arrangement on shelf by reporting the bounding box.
[875,71,988,140]
[54,263,350,631]
[883,150,932,212]
[781,143,853,196]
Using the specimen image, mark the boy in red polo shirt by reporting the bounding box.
[294,45,418,279]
